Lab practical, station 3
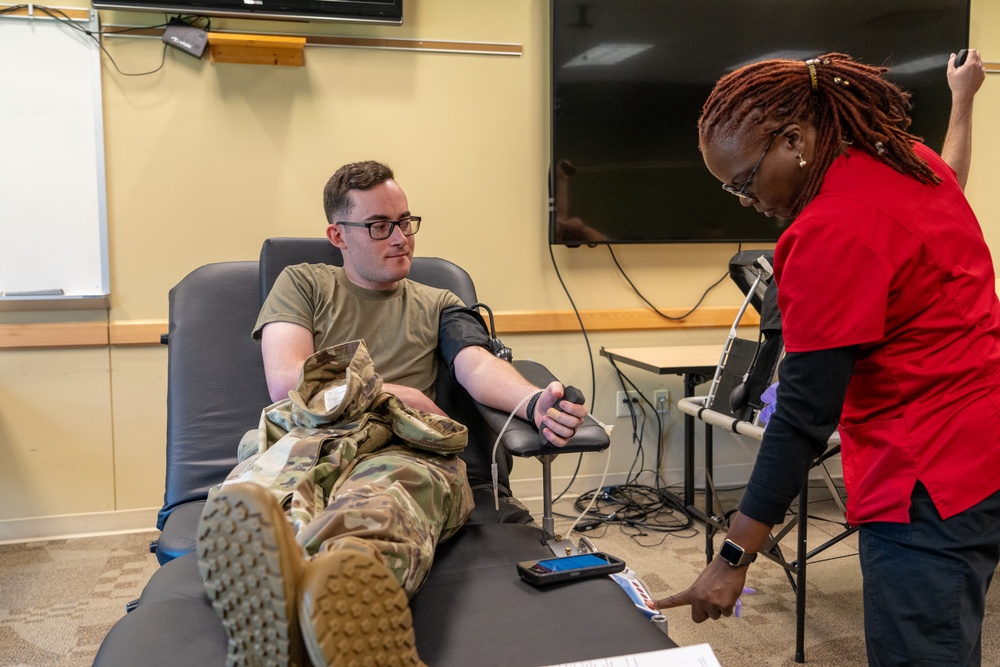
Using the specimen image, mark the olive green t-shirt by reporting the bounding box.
[253,263,463,399]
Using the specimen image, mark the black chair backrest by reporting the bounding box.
[158,261,271,529]
[258,237,508,490]
[259,237,479,306]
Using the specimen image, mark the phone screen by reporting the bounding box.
[517,551,625,587]
[528,553,612,573]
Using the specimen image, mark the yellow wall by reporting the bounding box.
[1,0,997,538]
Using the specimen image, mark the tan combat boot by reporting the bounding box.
[298,549,426,667]
[197,482,307,667]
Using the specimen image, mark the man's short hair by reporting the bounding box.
[323,161,395,224]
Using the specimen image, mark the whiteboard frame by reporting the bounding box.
[0,9,110,311]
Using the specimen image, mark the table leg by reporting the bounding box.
[683,372,698,507]
[704,421,715,563]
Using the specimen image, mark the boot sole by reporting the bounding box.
[299,550,425,667]
[197,484,305,667]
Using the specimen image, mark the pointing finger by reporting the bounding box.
[647,592,690,610]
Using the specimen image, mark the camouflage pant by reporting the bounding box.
[293,444,471,596]
[221,340,474,597]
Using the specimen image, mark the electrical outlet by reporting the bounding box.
[654,389,670,413]
[616,390,641,417]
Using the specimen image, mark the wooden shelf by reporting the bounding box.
[207,32,306,66]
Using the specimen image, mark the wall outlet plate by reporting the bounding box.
[616,390,641,417]
[654,390,669,413]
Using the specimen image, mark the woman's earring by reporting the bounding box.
[797,155,807,168]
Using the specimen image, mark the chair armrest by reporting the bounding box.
[474,359,610,459]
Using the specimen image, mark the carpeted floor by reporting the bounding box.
[2,488,999,667]
[0,532,160,667]
[538,486,1000,667]
[565,490,869,667]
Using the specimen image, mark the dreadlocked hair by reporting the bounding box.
[699,52,940,217]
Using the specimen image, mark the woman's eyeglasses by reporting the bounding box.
[721,125,790,200]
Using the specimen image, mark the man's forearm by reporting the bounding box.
[453,345,588,447]
[382,383,447,416]
[455,346,540,423]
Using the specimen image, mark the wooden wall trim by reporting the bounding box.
[109,320,168,345]
[495,307,758,334]
[0,307,757,350]
[0,322,108,350]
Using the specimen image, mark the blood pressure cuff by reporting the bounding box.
[438,306,493,373]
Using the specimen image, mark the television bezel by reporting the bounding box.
[92,0,403,24]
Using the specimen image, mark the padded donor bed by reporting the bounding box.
[94,239,674,666]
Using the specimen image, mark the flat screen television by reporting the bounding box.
[550,0,971,245]
[92,0,402,24]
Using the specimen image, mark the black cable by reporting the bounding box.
[570,483,695,538]
[545,240,745,530]
[607,246,729,321]
[546,243,596,404]
[546,242,597,503]
[545,242,704,524]
[611,364,645,485]
[581,355,698,537]
[588,360,694,532]
[24,5,167,76]
[607,357,666,487]
[3,5,209,77]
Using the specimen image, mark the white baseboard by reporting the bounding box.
[0,507,160,545]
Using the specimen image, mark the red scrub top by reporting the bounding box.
[775,144,1000,524]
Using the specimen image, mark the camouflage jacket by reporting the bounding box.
[222,340,469,512]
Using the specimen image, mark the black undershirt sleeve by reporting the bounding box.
[437,305,492,373]
[738,345,858,525]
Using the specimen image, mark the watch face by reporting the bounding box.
[719,540,744,565]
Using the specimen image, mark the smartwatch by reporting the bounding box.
[719,538,757,568]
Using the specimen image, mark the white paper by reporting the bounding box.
[543,643,722,667]
[324,385,347,413]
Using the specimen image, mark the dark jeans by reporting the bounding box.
[859,482,1000,666]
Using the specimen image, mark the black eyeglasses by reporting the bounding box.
[721,125,790,200]
[335,216,421,241]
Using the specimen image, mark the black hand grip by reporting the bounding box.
[539,385,586,444]
[955,49,969,68]
[563,386,585,405]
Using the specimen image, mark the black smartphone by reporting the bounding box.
[516,552,626,587]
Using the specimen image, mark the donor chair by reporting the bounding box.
[94,238,674,667]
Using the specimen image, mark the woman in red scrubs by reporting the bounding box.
[651,52,995,666]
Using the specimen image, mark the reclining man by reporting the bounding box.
[196,160,589,667]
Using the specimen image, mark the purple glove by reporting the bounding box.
[735,587,756,618]
[758,382,779,425]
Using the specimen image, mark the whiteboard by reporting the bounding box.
[0,13,110,309]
